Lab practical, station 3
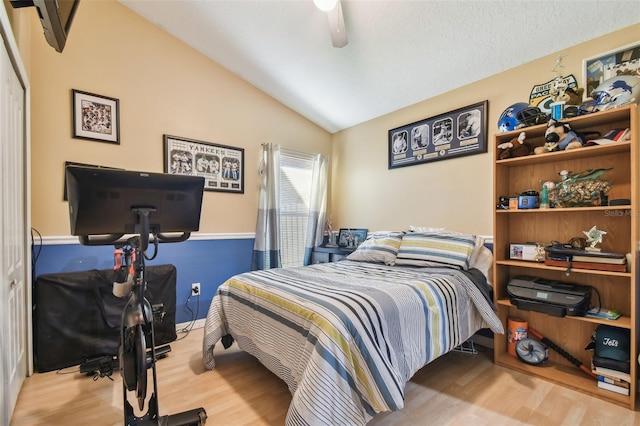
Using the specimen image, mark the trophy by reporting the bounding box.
[583,225,606,252]
[325,218,338,247]
[549,56,567,120]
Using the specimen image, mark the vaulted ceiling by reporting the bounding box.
[120,1,640,133]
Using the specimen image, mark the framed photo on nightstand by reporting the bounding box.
[338,228,368,249]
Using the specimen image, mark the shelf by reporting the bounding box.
[495,260,632,277]
[496,298,632,329]
[493,104,637,409]
[496,141,631,167]
[495,106,635,142]
[494,353,632,408]
[495,205,631,214]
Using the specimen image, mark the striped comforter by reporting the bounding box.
[203,260,503,425]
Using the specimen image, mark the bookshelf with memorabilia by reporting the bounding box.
[492,105,639,409]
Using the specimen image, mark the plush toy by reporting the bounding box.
[558,87,586,117]
[534,119,584,154]
[497,131,532,159]
[564,87,584,106]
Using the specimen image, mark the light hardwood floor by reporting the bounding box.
[10,329,640,426]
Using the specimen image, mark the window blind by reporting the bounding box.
[279,149,315,268]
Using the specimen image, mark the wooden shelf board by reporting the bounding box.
[496,141,631,166]
[495,205,631,214]
[495,260,632,277]
[495,298,632,329]
[495,353,633,409]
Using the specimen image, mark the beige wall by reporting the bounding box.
[19,0,331,236]
[331,24,640,236]
[12,0,639,238]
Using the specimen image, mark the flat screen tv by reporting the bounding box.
[10,0,80,53]
[65,165,205,245]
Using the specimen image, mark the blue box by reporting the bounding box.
[518,195,538,209]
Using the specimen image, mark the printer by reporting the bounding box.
[507,275,592,317]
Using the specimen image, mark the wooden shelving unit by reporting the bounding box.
[492,105,639,409]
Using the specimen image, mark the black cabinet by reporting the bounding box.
[33,264,177,372]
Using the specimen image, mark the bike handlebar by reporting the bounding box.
[78,232,191,246]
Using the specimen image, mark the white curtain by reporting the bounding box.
[303,154,329,265]
[251,143,282,270]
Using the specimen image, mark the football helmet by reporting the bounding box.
[498,102,529,132]
[517,106,549,127]
[578,75,640,115]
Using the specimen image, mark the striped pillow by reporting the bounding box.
[395,232,476,269]
[346,231,404,265]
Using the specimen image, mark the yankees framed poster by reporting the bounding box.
[163,134,244,193]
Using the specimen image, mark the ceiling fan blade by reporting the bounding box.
[327,0,347,48]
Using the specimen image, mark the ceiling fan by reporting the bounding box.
[314,0,348,48]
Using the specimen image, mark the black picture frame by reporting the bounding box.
[338,228,368,249]
[388,100,488,169]
[163,134,244,194]
[72,89,120,144]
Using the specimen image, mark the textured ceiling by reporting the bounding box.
[119,1,640,133]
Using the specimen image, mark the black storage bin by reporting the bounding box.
[34,264,177,372]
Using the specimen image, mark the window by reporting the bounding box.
[279,149,316,268]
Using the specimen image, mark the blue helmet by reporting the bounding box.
[498,102,529,132]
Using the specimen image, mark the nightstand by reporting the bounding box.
[311,246,354,264]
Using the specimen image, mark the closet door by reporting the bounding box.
[0,26,27,423]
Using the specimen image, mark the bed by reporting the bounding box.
[203,231,503,425]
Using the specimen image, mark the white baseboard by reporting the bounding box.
[176,318,206,332]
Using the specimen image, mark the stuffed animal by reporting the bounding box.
[497,131,532,159]
[559,87,585,117]
[534,119,584,154]
[564,87,584,106]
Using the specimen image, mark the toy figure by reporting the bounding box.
[325,218,337,247]
[549,56,566,100]
[497,132,532,159]
[534,119,584,154]
[540,181,555,209]
[583,225,607,251]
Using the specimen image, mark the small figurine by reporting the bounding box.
[325,218,337,247]
[583,225,607,251]
[559,170,570,181]
[540,181,555,209]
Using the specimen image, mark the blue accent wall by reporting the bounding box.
[33,238,254,324]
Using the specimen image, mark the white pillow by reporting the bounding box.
[411,229,487,263]
[469,235,486,267]
[409,225,446,233]
[404,228,493,277]
[470,245,493,285]
[346,231,404,265]
[395,231,476,269]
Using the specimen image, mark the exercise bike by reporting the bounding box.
[65,166,207,426]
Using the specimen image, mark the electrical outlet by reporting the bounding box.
[191,282,201,296]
